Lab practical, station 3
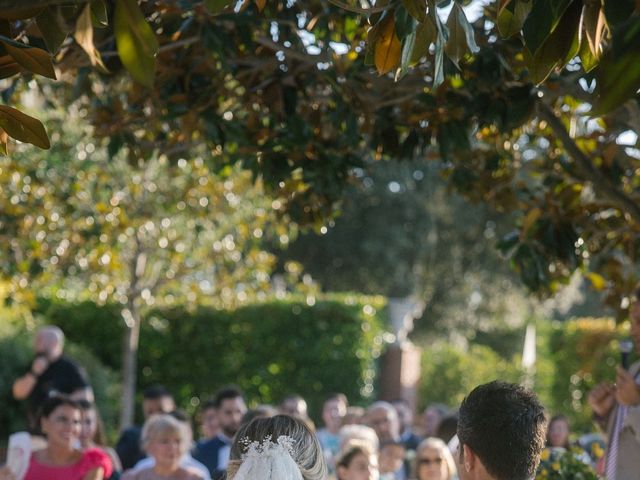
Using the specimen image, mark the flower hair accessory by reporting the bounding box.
[234,435,303,480]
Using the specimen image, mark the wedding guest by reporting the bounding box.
[77,400,122,478]
[279,394,310,420]
[193,387,247,479]
[392,400,421,451]
[378,440,406,480]
[546,414,571,449]
[198,401,219,441]
[366,402,400,443]
[0,396,112,480]
[343,407,366,426]
[316,393,348,468]
[226,415,327,480]
[422,405,447,439]
[413,438,456,480]
[121,414,204,480]
[336,442,379,480]
[116,385,175,470]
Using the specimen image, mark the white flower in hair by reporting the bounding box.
[235,435,303,480]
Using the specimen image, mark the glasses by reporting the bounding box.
[418,457,443,466]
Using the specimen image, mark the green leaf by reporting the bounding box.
[497,0,532,38]
[522,0,572,55]
[114,0,158,88]
[91,0,109,27]
[0,105,50,149]
[0,35,56,78]
[594,16,640,114]
[401,0,426,23]
[36,7,69,55]
[395,5,418,41]
[410,16,437,64]
[398,26,418,79]
[205,0,231,15]
[524,1,581,84]
[433,32,445,87]
[445,3,479,68]
[578,35,598,72]
[75,4,108,71]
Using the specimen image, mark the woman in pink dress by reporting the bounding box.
[0,396,112,480]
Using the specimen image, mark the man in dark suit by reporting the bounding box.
[193,387,247,480]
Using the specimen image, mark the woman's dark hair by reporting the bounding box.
[40,395,80,419]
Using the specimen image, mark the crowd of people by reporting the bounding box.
[1,303,639,480]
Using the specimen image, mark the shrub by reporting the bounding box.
[34,294,386,427]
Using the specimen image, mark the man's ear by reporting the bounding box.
[462,444,476,473]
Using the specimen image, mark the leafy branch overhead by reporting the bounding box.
[1,0,640,311]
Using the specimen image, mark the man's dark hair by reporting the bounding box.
[457,381,546,480]
[214,386,244,408]
[142,384,172,400]
[201,399,217,411]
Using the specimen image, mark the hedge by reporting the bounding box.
[35,294,386,426]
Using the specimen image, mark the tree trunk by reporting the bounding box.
[119,305,141,430]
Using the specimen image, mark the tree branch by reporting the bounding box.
[537,101,640,226]
[325,0,391,14]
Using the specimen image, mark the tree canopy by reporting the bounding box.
[1,0,640,312]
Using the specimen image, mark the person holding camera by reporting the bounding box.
[12,325,92,433]
[588,294,640,480]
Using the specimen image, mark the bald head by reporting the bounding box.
[35,326,64,360]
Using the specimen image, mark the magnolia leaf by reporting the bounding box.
[114,0,158,88]
[36,7,69,54]
[0,127,8,156]
[410,16,437,64]
[255,0,267,12]
[433,33,445,87]
[594,16,640,113]
[0,105,50,149]
[398,27,418,79]
[581,2,605,59]
[395,5,418,41]
[525,1,581,84]
[91,0,109,27]
[522,0,572,55]
[445,3,478,68]
[205,0,231,15]
[0,54,20,79]
[497,0,532,38]
[374,15,401,75]
[578,35,598,72]
[74,4,108,71]
[401,0,426,23]
[0,7,43,20]
[0,35,56,78]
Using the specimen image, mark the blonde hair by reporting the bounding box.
[227,415,327,480]
[141,414,191,456]
[414,437,457,480]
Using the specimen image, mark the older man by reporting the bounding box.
[588,293,640,480]
[456,381,546,480]
[12,325,91,432]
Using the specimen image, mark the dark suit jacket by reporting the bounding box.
[192,435,231,480]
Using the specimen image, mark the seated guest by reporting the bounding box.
[226,415,327,480]
[198,401,219,441]
[336,442,379,480]
[78,400,122,479]
[413,438,456,480]
[279,394,310,420]
[122,414,204,480]
[130,410,210,480]
[339,424,379,453]
[0,396,112,480]
[392,399,421,451]
[378,440,406,480]
[192,387,247,480]
[116,385,175,470]
[366,402,401,444]
[316,393,348,473]
[422,405,448,439]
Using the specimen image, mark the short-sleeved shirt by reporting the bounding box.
[25,447,113,480]
[27,355,89,428]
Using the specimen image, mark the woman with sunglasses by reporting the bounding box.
[0,396,112,480]
[413,438,456,480]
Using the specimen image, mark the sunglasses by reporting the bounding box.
[418,457,443,466]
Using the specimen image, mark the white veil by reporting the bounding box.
[233,435,303,480]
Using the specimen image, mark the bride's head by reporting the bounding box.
[227,415,327,480]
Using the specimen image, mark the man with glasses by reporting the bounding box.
[456,381,546,480]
